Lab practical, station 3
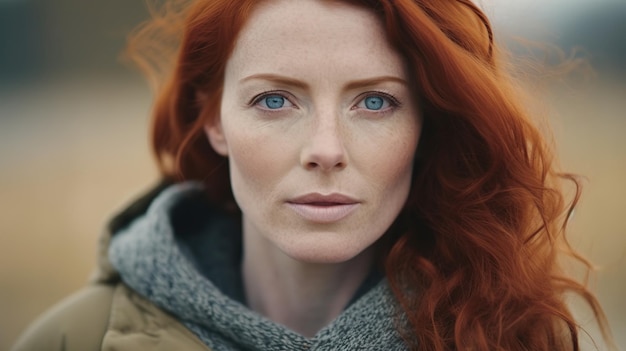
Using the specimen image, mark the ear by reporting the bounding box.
[204,117,229,156]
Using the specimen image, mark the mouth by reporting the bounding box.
[286,193,360,223]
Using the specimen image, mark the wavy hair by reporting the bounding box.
[126,0,615,350]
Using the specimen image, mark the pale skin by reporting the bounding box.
[205,0,422,337]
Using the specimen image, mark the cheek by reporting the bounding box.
[361,122,421,192]
[223,126,292,203]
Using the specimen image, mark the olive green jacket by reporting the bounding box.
[11,283,210,351]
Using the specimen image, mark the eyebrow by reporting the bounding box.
[239,73,408,91]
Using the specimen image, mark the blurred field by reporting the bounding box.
[0,76,157,348]
[548,76,626,350]
[0,73,624,350]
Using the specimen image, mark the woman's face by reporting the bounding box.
[205,0,422,263]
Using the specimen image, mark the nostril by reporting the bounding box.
[304,160,344,171]
[306,162,319,170]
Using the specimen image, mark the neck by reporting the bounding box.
[241,229,376,337]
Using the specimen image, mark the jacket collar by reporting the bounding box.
[90,179,174,284]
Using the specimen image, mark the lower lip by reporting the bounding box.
[286,203,360,223]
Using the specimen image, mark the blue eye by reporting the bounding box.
[255,94,294,110]
[264,95,285,109]
[356,94,395,111]
[364,96,384,110]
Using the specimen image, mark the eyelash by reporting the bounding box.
[249,90,401,113]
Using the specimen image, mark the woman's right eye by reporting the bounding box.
[254,93,294,110]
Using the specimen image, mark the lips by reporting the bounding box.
[286,193,360,223]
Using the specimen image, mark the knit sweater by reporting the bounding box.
[108,182,410,350]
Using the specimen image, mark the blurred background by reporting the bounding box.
[0,0,624,349]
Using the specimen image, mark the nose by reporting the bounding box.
[300,113,347,171]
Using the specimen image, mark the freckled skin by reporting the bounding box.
[205,0,422,263]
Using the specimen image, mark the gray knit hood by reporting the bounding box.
[108,182,409,351]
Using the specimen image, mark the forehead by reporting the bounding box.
[225,0,407,82]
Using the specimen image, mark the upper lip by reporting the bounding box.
[288,193,359,205]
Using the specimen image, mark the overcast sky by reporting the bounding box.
[480,0,622,26]
[1,0,623,81]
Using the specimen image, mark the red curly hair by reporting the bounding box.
[126,0,615,350]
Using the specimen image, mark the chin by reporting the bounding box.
[286,251,359,265]
[277,235,373,265]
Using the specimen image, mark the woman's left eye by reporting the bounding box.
[355,94,396,111]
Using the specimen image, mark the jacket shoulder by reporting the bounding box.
[10,284,115,351]
[102,284,212,350]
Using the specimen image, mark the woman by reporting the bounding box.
[11,0,615,350]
